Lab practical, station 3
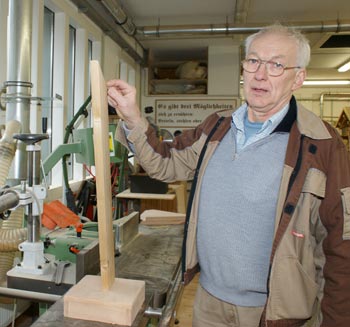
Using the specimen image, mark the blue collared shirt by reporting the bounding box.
[231,103,289,153]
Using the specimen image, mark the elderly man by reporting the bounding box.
[107,24,350,326]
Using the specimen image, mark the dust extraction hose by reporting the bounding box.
[0,120,26,285]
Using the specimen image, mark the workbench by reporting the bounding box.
[30,224,184,327]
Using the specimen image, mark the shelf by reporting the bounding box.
[149,78,207,95]
[116,188,176,200]
[150,79,207,85]
[148,48,208,95]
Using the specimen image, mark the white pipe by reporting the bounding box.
[0,286,61,303]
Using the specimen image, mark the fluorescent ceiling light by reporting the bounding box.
[338,61,350,73]
[303,80,350,86]
[239,80,350,86]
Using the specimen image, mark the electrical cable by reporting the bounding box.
[62,96,91,212]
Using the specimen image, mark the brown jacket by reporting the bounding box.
[115,97,350,326]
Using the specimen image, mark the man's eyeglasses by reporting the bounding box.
[242,58,301,77]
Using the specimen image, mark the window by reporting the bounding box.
[87,39,93,128]
[67,24,76,180]
[88,39,93,97]
[41,6,54,183]
[119,60,128,81]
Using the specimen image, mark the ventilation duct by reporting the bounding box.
[5,0,33,185]
[137,20,350,37]
[101,0,136,35]
[70,0,146,65]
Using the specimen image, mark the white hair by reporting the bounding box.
[244,24,311,68]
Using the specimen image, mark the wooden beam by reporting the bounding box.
[64,61,145,326]
[90,60,116,290]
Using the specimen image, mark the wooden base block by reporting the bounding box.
[140,209,186,225]
[64,275,145,325]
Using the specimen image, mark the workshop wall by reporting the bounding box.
[0,0,141,201]
[294,86,350,127]
[140,39,241,136]
[0,0,349,198]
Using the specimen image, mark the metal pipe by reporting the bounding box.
[0,192,19,213]
[70,0,146,65]
[0,286,61,303]
[100,0,136,35]
[27,212,41,243]
[157,265,184,327]
[319,93,350,119]
[5,0,33,185]
[138,20,350,37]
[26,145,41,243]
[144,307,162,317]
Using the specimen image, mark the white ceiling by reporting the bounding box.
[115,0,350,81]
[120,0,350,25]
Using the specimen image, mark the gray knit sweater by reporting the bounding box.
[197,129,289,306]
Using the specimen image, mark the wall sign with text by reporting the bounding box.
[155,99,238,128]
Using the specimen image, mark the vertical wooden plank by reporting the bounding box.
[90,60,115,290]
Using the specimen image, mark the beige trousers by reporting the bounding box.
[192,284,264,327]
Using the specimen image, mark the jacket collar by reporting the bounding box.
[272,96,297,133]
[273,95,332,140]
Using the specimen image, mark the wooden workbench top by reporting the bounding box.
[30,224,184,327]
